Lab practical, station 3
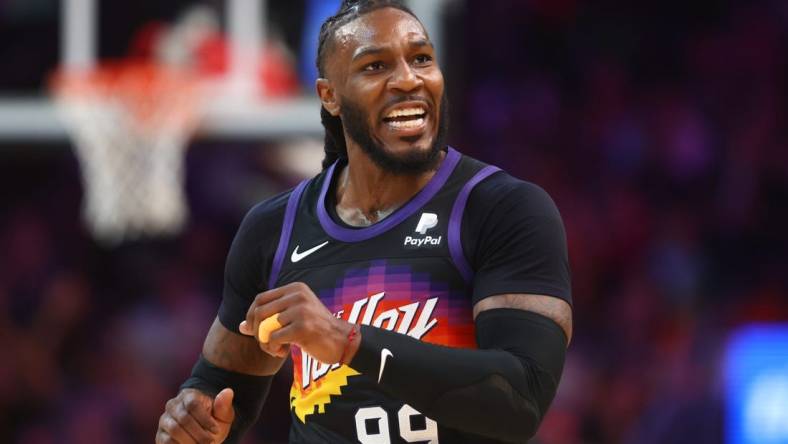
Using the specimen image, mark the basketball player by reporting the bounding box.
[156,1,572,443]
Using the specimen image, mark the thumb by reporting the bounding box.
[212,388,235,424]
[239,321,252,336]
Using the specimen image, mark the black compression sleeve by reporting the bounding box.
[349,309,567,443]
[180,356,273,444]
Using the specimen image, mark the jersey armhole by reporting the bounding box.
[267,179,310,289]
[448,166,502,283]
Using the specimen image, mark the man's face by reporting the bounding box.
[322,8,447,173]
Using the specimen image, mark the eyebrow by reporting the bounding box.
[410,39,432,50]
[352,46,385,62]
[351,39,434,62]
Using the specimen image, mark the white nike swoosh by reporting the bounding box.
[378,348,393,383]
[291,241,329,263]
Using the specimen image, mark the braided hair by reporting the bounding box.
[316,0,419,169]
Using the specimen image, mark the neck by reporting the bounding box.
[335,145,445,226]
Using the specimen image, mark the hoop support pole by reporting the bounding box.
[227,0,266,99]
[62,0,97,73]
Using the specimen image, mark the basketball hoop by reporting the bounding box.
[50,62,204,245]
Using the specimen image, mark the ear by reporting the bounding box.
[316,78,340,117]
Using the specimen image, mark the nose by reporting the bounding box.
[388,59,423,93]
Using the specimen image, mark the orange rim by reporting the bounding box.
[50,61,204,132]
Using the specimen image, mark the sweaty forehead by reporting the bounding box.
[332,8,428,60]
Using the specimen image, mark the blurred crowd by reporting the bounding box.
[2,1,788,443]
[454,1,788,443]
[0,142,301,443]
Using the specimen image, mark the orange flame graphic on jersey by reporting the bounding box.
[289,291,474,423]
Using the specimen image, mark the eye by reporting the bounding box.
[364,61,385,72]
[414,54,433,65]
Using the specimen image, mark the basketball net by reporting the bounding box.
[51,62,204,245]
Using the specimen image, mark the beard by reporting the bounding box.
[339,93,449,175]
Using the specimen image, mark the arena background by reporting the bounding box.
[1,1,787,443]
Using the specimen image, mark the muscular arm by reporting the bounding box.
[178,318,286,443]
[159,192,293,443]
[348,293,570,443]
[202,317,286,376]
[474,293,572,342]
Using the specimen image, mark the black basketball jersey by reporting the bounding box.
[218,146,572,443]
[269,148,502,443]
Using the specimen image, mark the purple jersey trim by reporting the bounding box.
[449,165,502,283]
[268,179,310,288]
[316,147,462,243]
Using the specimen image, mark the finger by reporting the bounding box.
[180,396,220,436]
[180,391,220,433]
[213,388,235,424]
[263,307,299,351]
[248,292,300,343]
[159,414,194,443]
[273,304,298,326]
[267,323,298,352]
[257,313,283,343]
[244,283,304,326]
[171,404,214,444]
[243,288,283,330]
[272,343,291,358]
[239,318,274,337]
[244,287,296,336]
[256,337,283,357]
[256,342,288,358]
[253,297,294,336]
[156,429,181,444]
[253,291,301,328]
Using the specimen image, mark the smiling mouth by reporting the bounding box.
[382,107,428,130]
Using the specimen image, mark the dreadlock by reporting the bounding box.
[316,0,419,169]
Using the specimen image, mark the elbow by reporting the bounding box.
[504,396,543,443]
[426,374,547,443]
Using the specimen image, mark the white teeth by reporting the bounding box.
[386,107,426,118]
[387,117,425,129]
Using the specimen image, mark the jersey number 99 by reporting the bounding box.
[355,404,438,443]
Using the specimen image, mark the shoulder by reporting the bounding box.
[220,187,301,331]
[230,188,295,256]
[468,169,562,223]
[239,189,292,231]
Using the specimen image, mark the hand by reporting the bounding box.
[156,388,235,444]
[239,282,356,364]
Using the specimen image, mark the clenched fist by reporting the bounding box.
[239,282,359,365]
[156,387,235,444]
